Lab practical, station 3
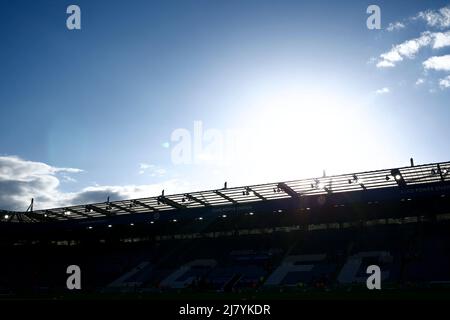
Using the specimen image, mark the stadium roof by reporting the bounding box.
[1,160,449,223]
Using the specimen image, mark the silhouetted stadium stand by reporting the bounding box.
[1,161,450,297]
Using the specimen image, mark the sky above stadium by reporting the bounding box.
[1,0,450,210]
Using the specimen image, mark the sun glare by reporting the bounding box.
[223,88,384,184]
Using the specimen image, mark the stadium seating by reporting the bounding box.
[1,220,450,294]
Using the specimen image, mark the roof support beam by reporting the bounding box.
[85,204,111,216]
[277,182,300,199]
[157,196,185,210]
[27,211,55,222]
[214,190,238,204]
[65,207,91,218]
[45,209,72,220]
[132,200,159,212]
[109,202,135,214]
[184,193,210,207]
[246,187,266,200]
[438,164,445,182]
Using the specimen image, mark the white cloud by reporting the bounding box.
[387,22,405,32]
[61,174,77,183]
[423,55,450,71]
[377,33,431,67]
[0,156,186,211]
[380,50,403,64]
[433,31,450,48]
[376,60,395,68]
[416,5,450,29]
[139,163,151,170]
[439,75,450,89]
[68,179,190,206]
[415,78,425,85]
[375,87,390,95]
[385,5,450,32]
[0,156,82,210]
[377,31,450,68]
[0,156,83,181]
[138,163,166,177]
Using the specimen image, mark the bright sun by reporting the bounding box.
[221,88,386,184]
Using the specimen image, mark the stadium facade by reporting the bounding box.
[1,160,450,297]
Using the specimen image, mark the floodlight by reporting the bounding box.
[390,169,406,187]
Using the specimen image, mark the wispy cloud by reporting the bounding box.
[415,78,425,85]
[386,22,405,32]
[376,31,450,68]
[416,5,450,29]
[375,87,390,95]
[423,55,450,71]
[376,5,450,91]
[387,5,450,31]
[138,163,166,177]
[439,75,450,89]
[376,60,395,68]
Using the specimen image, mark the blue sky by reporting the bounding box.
[1,0,450,210]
